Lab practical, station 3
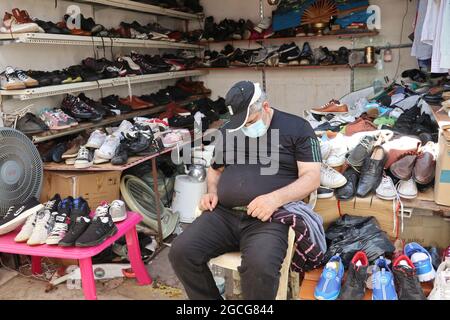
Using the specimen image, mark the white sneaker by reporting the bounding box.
[27,209,54,246]
[376,175,397,200]
[85,130,107,149]
[254,16,271,33]
[74,146,94,169]
[428,260,450,300]
[109,200,127,222]
[96,135,121,160]
[112,120,134,138]
[93,150,110,164]
[46,212,69,245]
[397,178,418,199]
[326,135,347,167]
[320,163,347,189]
[328,114,356,127]
[14,212,37,243]
[94,202,110,217]
[320,139,332,161]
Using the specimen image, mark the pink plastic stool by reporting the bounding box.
[0,212,152,300]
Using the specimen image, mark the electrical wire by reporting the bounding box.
[394,0,410,81]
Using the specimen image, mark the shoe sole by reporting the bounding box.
[46,238,63,245]
[74,161,94,169]
[417,268,436,282]
[1,83,26,90]
[310,110,349,115]
[314,291,340,300]
[376,194,396,201]
[323,180,347,189]
[75,226,118,247]
[58,241,75,247]
[326,159,346,167]
[0,204,44,236]
[398,192,417,199]
[112,214,127,223]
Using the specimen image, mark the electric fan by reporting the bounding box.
[0,128,43,216]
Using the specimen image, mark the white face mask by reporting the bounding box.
[241,110,269,138]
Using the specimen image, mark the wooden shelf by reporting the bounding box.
[0,70,208,101]
[200,63,376,71]
[198,30,379,46]
[75,0,202,20]
[31,93,210,143]
[0,33,204,50]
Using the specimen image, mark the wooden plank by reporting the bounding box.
[430,105,450,131]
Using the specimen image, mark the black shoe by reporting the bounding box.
[317,186,334,199]
[16,113,49,135]
[299,42,313,65]
[78,93,115,117]
[0,197,44,235]
[111,141,129,165]
[356,146,387,197]
[278,42,301,65]
[319,47,335,65]
[127,132,150,154]
[393,256,426,300]
[75,213,118,247]
[59,216,91,247]
[339,252,368,300]
[336,167,359,201]
[70,197,90,226]
[61,94,102,121]
[336,46,350,65]
[101,95,132,114]
[58,196,74,216]
[51,142,67,163]
[346,135,375,170]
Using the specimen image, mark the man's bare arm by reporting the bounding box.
[199,166,224,211]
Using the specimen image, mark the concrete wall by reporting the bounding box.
[196,0,419,115]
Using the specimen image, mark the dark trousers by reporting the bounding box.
[169,205,289,300]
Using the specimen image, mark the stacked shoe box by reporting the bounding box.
[298,267,434,300]
[40,171,121,209]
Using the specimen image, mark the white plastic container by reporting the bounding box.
[171,175,207,223]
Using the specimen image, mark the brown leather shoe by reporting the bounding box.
[382,136,421,169]
[390,153,417,180]
[413,141,437,185]
[311,99,349,115]
[120,96,152,110]
[344,118,377,136]
[62,135,87,159]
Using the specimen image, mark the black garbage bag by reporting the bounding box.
[324,214,395,267]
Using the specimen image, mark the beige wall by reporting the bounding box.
[197,0,419,115]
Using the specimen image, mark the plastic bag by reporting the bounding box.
[324,214,395,267]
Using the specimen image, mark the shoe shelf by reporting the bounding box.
[31,92,210,143]
[198,30,379,45]
[200,63,376,71]
[0,33,204,50]
[75,0,202,20]
[0,70,208,101]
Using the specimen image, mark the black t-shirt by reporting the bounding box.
[211,109,321,209]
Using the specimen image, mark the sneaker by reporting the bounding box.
[26,197,60,246]
[253,16,271,33]
[428,260,450,300]
[320,139,332,161]
[75,211,118,247]
[111,120,133,139]
[0,67,26,90]
[393,255,426,300]
[14,212,38,243]
[320,163,347,189]
[70,197,90,227]
[314,255,344,300]
[397,178,418,199]
[96,135,121,160]
[317,186,334,199]
[93,150,110,164]
[111,141,129,166]
[346,135,375,170]
[58,216,91,247]
[161,131,183,148]
[311,100,349,115]
[0,197,45,236]
[339,251,369,300]
[376,175,397,200]
[404,242,436,282]
[46,211,70,245]
[74,146,94,169]
[109,200,127,222]
[14,68,38,87]
[372,256,398,300]
[85,129,107,149]
[326,135,347,167]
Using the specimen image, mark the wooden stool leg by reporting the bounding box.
[31,256,42,275]
[125,226,152,285]
[79,258,97,300]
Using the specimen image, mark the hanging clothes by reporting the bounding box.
[439,0,450,69]
[411,0,432,60]
[431,0,448,73]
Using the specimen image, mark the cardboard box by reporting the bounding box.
[40,170,121,209]
[401,214,450,248]
[434,130,450,206]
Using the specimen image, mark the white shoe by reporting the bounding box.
[112,120,134,138]
[397,178,418,199]
[74,146,94,169]
[326,135,347,167]
[46,212,69,245]
[14,212,38,243]
[320,163,347,189]
[254,17,271,33]
[109,200,127,222]
[94,202,110,217]
[27,210,54,246]
[320,139,332,161]
[376,175,397,200]
[85,130,107,149]
[93,150,110,164]
[428,260,450,300]
[96,135,121,160]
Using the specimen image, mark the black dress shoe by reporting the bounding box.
[336,167,359,201]
[356,146,387,198]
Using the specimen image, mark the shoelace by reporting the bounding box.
[392,179,404,234]
[50,222,68,235]
[78,147,89,159]
[15,70,28,81]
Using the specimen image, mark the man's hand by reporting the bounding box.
[199,193,218,212]
[247,193,281,222]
